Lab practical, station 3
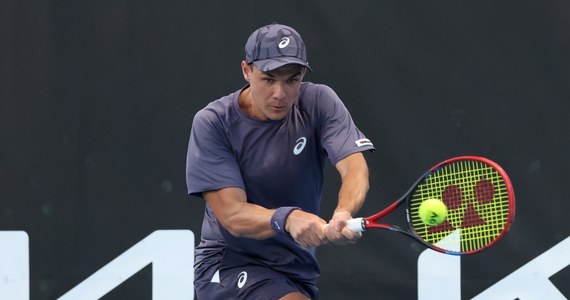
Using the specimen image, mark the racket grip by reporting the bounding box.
[346,218,365,232]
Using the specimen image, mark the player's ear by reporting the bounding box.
[241,60,251,81]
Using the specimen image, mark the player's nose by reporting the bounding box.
[271,82,287,99]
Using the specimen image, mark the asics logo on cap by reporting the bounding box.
[279,37,290,48]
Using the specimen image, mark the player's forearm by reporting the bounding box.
[335,153,370,216]
[220,202,277,239]
[204,188,276,239]
[336,170,369,215]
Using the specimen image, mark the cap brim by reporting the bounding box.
[253,57,313,72]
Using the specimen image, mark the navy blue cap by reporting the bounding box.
[245,23,312,72]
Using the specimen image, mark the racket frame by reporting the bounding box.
[348,156,515,255]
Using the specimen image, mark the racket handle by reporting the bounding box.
[346,218,365,232]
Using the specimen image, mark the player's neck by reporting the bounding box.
[238,88,255,118]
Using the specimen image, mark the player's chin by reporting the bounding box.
[266,111,287,120]
[266,106,292,120]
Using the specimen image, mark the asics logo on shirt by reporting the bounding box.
[293,137,307,155]
[237,271,248,288]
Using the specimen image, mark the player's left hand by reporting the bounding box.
[325,210,362,245]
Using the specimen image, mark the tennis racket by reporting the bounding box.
[347,156,515,255]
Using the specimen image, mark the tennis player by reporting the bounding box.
[186,23,375,299]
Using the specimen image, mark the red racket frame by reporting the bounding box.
[353,156,515,255]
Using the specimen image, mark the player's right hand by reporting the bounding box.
[324,210,362,245]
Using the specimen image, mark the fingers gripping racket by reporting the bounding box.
[347,156,515,255]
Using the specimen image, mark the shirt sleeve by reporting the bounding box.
[315,85,375,165]
[185,108,245,197]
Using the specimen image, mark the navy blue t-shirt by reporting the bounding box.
[186,82,375,284]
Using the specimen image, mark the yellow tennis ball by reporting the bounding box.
[418,199,448,226]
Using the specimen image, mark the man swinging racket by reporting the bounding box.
[186,23,375,299]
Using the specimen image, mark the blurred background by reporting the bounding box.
[1,0,569,299]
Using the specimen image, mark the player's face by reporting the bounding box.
[242,63,306,121]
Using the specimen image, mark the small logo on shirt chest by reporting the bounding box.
[293,137,307,155]
[237,271,248,288]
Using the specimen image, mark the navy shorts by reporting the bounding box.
[194,249,318,299]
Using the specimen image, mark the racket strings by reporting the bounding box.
[409,160,511,254]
